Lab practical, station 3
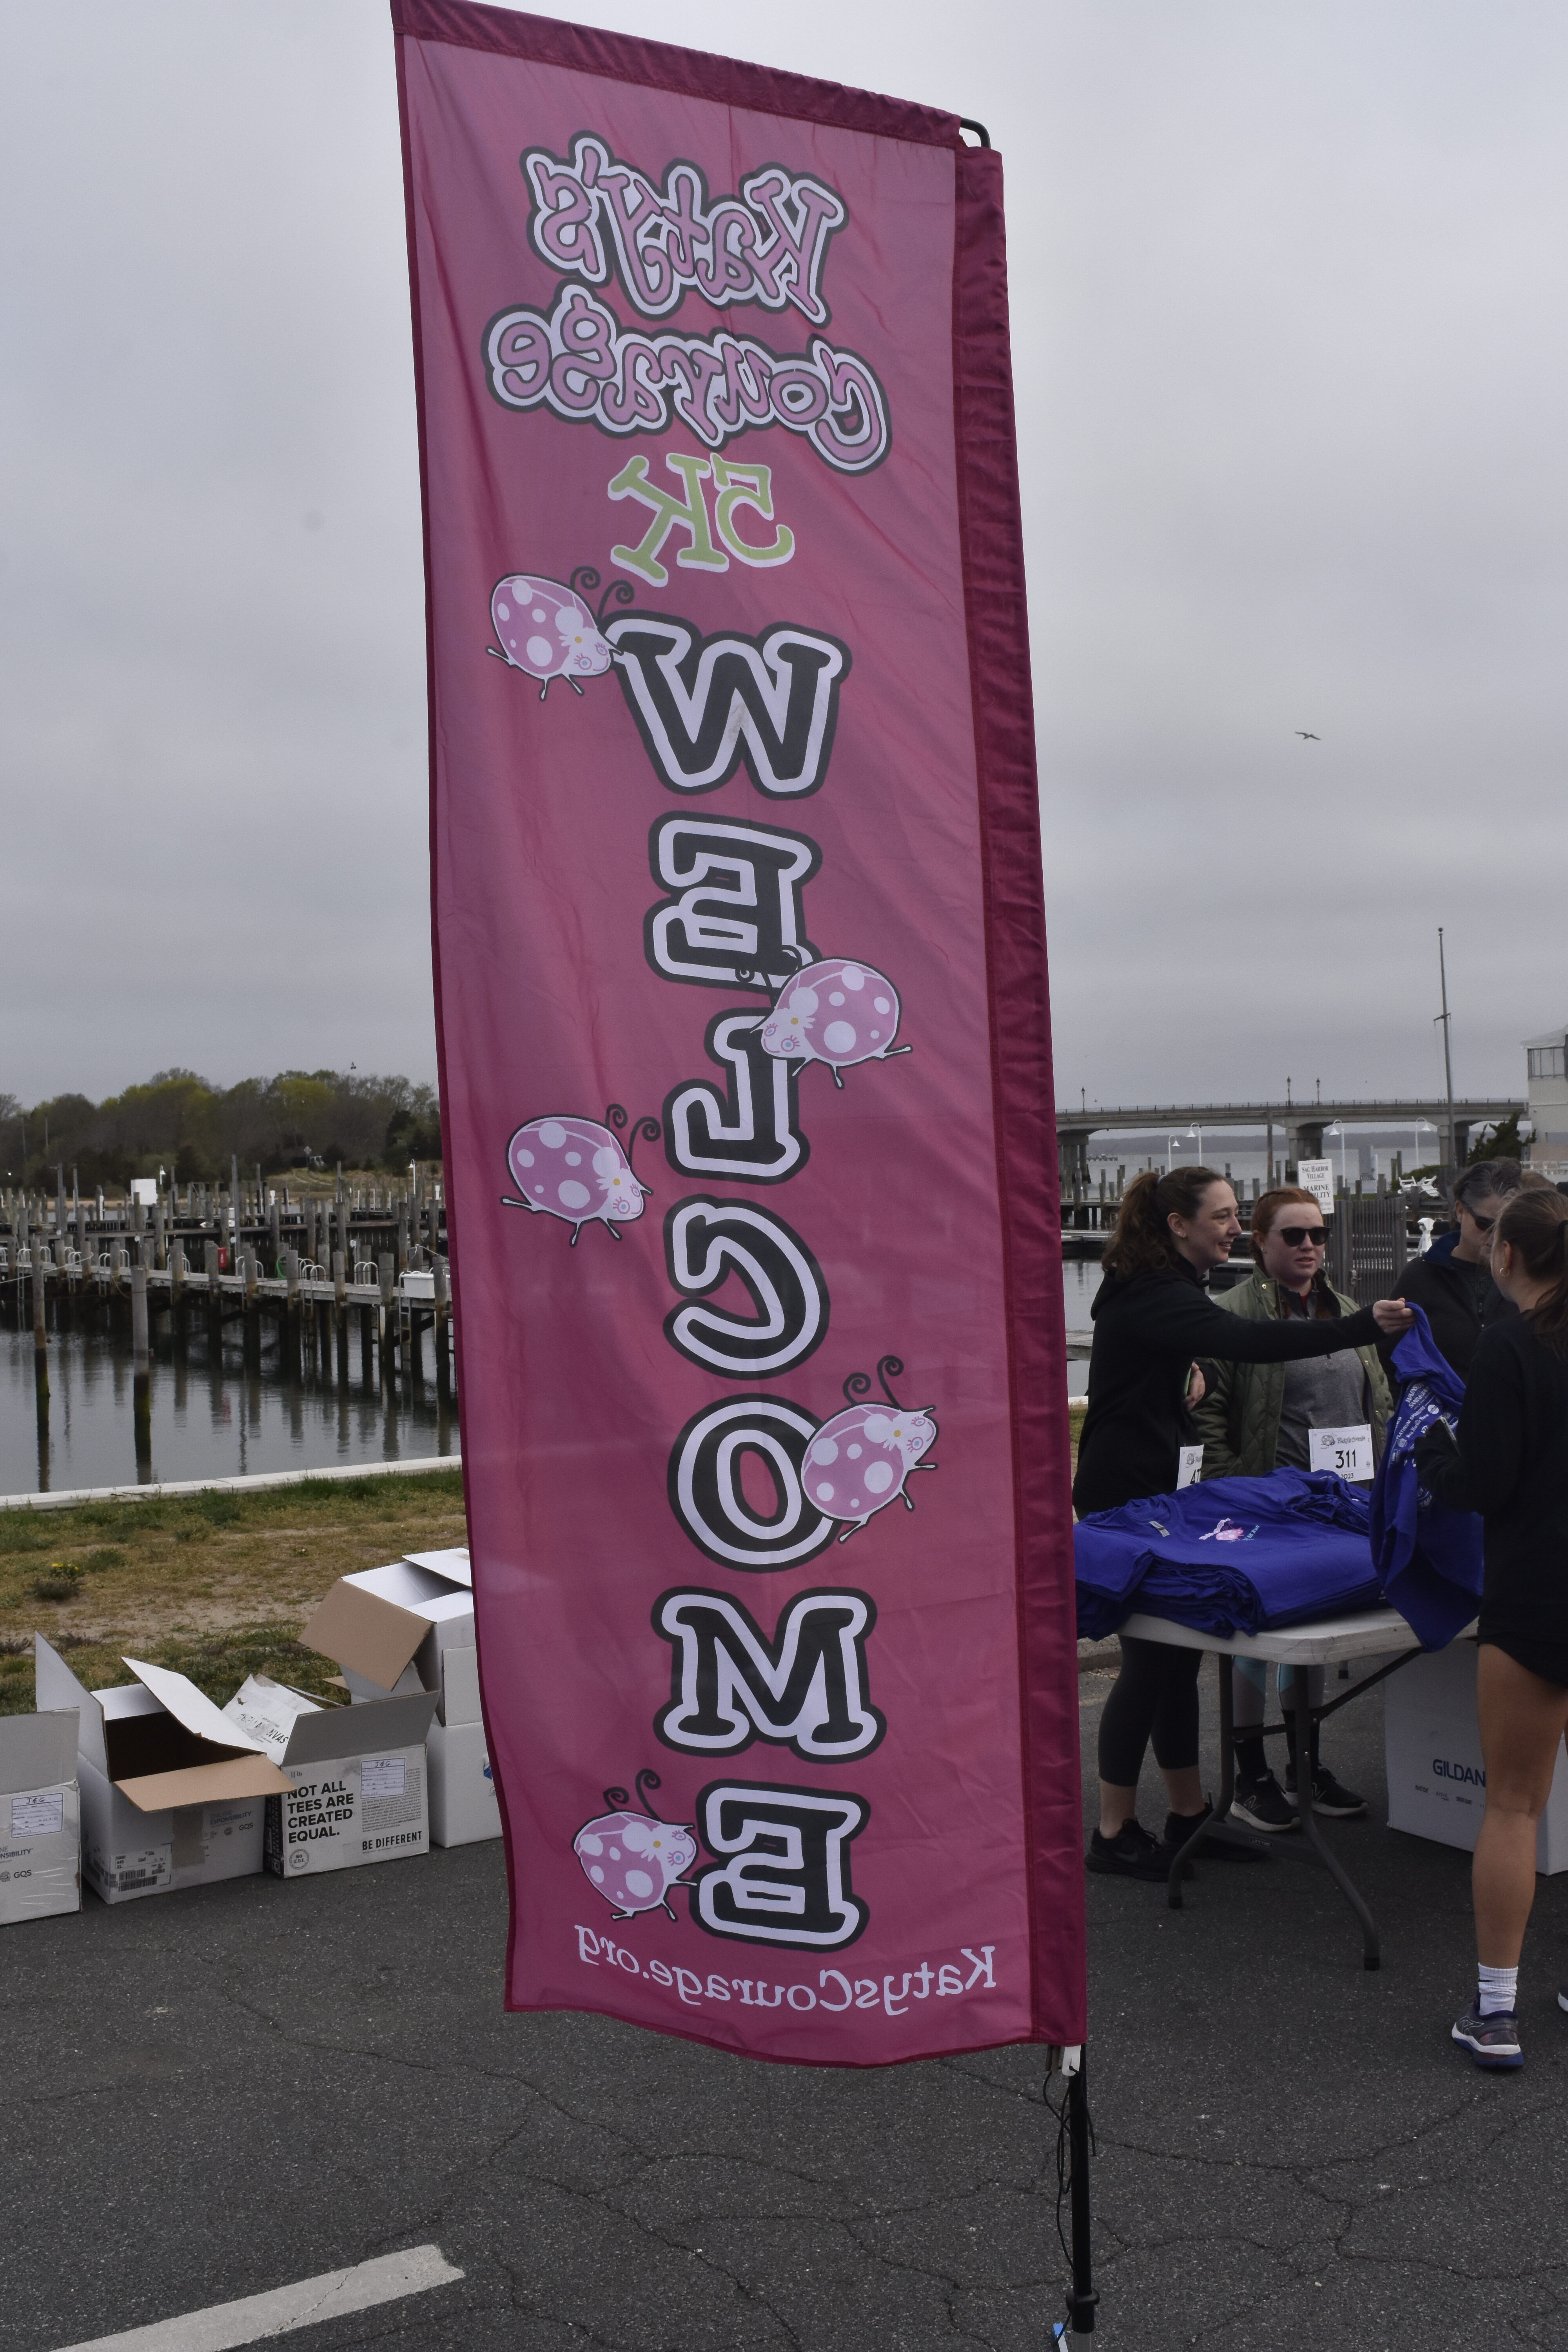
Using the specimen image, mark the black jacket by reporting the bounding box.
[1420,1316,1568,1654]
[1379,1229,1512,1382]
[1073,1259,1382,1515]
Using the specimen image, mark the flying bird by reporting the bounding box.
[1296,730,1320,741]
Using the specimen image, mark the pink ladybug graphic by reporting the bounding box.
[754,953,911,1090]
[573,1769,697,1922]
[800,1356,938,1543]
[486,565,633,701]
[502,1102,660,1245]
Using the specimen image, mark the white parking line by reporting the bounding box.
[53,2247,465,2352]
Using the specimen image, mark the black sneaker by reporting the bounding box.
[1086,1820,1173,1881]
[1286,1765,1368,1820]
[1452,2004,1523,2069]
[1229,1770,1299,1834]
[1163,1801,1272,1863]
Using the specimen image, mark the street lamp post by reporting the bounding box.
[1436,927,1457,1172]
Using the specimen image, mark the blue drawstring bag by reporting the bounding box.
[1368,1303,1484,1648]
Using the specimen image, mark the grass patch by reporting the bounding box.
[1,1470,466,1714]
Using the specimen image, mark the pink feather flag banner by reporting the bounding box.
[393,0,1084,2061]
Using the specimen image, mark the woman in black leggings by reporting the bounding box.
[1075,1166,1413,1879]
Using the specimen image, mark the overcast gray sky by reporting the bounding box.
[3,1,1564,1114]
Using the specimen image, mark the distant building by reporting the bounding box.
[1524,1023,1568,1178]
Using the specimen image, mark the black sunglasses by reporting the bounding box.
[1276,1225,1327,1248]
[1461,1206,1496,1233]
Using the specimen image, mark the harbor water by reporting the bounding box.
[1063,1260,1102,1397]
[4,1265,1099,1497]
[2,1323,456,1497]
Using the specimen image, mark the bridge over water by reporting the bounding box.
[1054,1096,1523,1194]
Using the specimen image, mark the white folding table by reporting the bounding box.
[1118,1606,1477,1970]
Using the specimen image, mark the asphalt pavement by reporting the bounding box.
[8,1658,1568,2352]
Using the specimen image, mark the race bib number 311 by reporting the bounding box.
[1308,1424,1374,1483]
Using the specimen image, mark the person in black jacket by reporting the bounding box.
[1417,1187,1568,2071]
[1378,1159,1521,1379]
[1077,1166,1413,1880]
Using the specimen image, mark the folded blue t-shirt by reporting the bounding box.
[1369,1304,1484,1649]
[1074,1468,1381,1641]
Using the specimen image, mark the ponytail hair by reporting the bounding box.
[1495,1187,1568,1352]
[1102,1166,1229,1279]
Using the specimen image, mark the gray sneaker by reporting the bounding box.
[1452,2004,1523,2069]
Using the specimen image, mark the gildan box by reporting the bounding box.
[301,1551,479,1725]
[223,1676,438,1879]
[427,1717,501,1847]
[35,1637,288,1905]
[1385,1638,1568,1874]
[0,1710,81,1926]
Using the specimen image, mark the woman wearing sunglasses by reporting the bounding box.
[1191,1186,1393,1831]
[1379,1159,1521,1379]
[1075,1167,1413,1881]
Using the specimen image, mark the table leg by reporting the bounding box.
[1293,1675,1380,1971]
[1167,1653,1242,1909]
[1217,1651,1236,1820]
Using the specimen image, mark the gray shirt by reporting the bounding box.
[1276,1316,1371,1471]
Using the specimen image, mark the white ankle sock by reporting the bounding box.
[1477,1964,1518,2017]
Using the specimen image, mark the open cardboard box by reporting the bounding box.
[35,1637,290,1904]
[0,1708,81,1926]
[301,1551,477,1724]
[299,1549,496,1847]
[222,1674,438,1878]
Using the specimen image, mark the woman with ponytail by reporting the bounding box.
[1416,1187,1568,2070]
[1077,1166,1414,1880]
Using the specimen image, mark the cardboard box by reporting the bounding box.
[222,1673,330,1760]
[435,1643,481,1730]
[35,1638,289,1904]
[301,1553,479,1725]
[223,1677,439,1878]
[403,1547,472,1586]
[427,1717,501,1847]
[1385,1639,1568,1873]
[0,1710,81,1926]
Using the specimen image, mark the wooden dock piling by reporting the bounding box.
[283,1248,301,1376]
[32,1239,48,1358]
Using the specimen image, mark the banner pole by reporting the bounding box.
[1065,2050,1098,2335]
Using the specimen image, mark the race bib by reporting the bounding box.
[1176,1445,1205,1490]
[1308,1423,1374,1483]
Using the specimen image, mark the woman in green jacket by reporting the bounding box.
[1192,1186,1392,1832]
